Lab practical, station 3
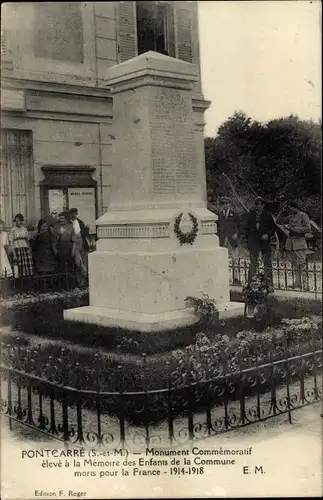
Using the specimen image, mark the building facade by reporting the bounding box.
[1,1,208,232]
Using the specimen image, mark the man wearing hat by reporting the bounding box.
[69,208,89,286]
[245,197,276,292]
[217,196,241,283]
[284,201,311,289]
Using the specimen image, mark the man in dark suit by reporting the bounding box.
[245,197,276,292]
[69,208,89,287]
[69,208,89,251]
[217,196,240,282]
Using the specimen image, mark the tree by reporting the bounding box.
[205,112,322,221]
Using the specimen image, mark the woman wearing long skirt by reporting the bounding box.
[32,219,56,274]
[8,214,34,277]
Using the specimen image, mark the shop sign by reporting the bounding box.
[68,187,96,233]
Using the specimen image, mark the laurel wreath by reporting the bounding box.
[174,213,199,245]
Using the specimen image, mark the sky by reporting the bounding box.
[198,0,322,137]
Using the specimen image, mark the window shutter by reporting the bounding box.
[176,7,192,63]
[0,130,33,229]
[165,3,175,57]
[1,20,7,58]
[117,1,137,63]
[1,5,14,65]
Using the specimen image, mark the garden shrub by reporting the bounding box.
[1,313,321,425]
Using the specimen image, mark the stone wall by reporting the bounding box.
[1,1,205,226]
[2,2,202,92]
[1,90,114,226]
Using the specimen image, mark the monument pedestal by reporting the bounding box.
[64,303,244,333]
[64,52,244,332]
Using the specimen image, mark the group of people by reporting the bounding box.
[0,197,313,292]
[0,208,90,287]
[217,195,312,291]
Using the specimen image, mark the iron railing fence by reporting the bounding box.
[229,258,322,297]
[0,264,87,296]
[1,330,321,450]
[1,259,320,298]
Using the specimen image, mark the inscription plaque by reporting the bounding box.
[151,89,199,195]
[1,90,25,111]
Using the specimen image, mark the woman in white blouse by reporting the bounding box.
[8,214,34,277]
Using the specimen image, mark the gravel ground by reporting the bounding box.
[1,403,322,499]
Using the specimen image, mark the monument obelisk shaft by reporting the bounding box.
[64,52,244,331]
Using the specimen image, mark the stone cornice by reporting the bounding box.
[1,76,113,99]
[107,74,196,93]
[105,51,199,94]
[1,78,208,111]
[1,109,113,124]
[192,97,211,112]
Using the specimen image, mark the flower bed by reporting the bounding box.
[1,314,321,425]
[172,317,321,384]
[2,316,321,392]
[0,288,271,353]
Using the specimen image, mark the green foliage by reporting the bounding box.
[2,316,320,394]
[185,293,219,323]
[205,112,322,220]
[172,317,321,383]
[243,273,268,305]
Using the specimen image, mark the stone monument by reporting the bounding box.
[64,51,244,331]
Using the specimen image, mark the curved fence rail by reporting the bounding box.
[1,341,321,450]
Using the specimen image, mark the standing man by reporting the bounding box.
[51,213,74,273]
[284,201,311,290]
[217,196,240,283]
[245,197,276,292]
[69,208,89,286]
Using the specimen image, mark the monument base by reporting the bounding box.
[63,302,245,333]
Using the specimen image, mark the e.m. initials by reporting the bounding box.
[243,465,265,475]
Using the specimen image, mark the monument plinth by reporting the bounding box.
[64,52,244,331]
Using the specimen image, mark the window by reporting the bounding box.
[0,130,33,229]
[33,3,84,63]
[136,1,175,57]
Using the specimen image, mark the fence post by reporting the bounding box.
[92,353,103,447]
[166,361,174,447]
[284,260,288,290]
[142,352,150,448]
[311,325,319,401]
[270,332,277,417]
[7,371,12,431]
[238,346,246,426]
[313,261,318,299]
[185,346,194,441]
[255,334,262,421]
[72,361,84,446]
[61,388,70,445]
[25,349,35,427]
[221,344,230,430]
[65,262,69,290]
[283,327,292,424]
[117,365,126,450]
